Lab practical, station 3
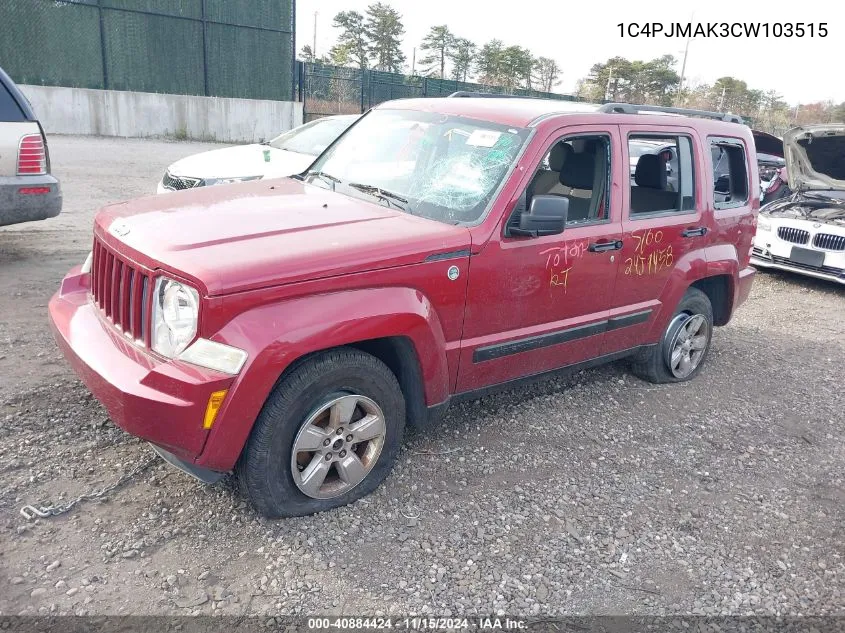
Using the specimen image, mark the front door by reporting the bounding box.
[456,125,624,393]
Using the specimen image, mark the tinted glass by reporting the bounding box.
[0,81,25,122]
[629,135,695,214]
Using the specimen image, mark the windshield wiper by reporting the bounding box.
[347,182,408,210]
[305,170,341,191]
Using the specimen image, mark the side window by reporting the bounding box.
[0,81,26,122]
[521,134,612,225]
[710,140,749,208]
[629,135,695,216]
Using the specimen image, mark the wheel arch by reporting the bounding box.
[690,274,734,326]
[195,287,451,472]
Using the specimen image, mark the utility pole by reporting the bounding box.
[411,47,416,76]
[312,11,318,58]
[605,66,614,102]
[676,36,691,106]
[718,85,727,110]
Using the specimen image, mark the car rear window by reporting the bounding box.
[710,138,750,209]
[0,81,26,122]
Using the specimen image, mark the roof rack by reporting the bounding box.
[447,91,527,99]
[598,102,744,124]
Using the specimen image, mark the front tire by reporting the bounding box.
[631,287,714,384]
[237,348,405,518]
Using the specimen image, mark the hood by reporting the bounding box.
[752,130,784,158]
[167,144,317,181]
[95,178,470,296]
[783,124,845,192]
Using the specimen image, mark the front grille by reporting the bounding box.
[812,232,845,251]
[91,237,151,343]
[771,255,844,277]
[776,226,810,245]
[162,171,202,191]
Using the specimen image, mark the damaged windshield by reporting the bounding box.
[304,108,531,224]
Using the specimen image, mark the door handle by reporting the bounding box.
[681,227,708,238]
[588,240,623,253]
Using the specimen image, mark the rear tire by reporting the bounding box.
[237,348,405,518]
[631,288,713,384]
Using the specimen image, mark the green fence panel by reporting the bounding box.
[101,0,202,19]
[1,0,294,101]
[0,0,104,89]
[206,24,293,101]
[102,9,205,95]
[205,0,292,31]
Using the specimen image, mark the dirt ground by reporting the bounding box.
[0,136,843,617]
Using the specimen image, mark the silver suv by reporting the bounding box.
[0,66,61,227]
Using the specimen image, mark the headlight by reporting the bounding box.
[203,175,262,186]
[81,250,93,274]
[757,216,772,232]
[152,277,199,358]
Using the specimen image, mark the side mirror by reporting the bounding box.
[509,195,568,237]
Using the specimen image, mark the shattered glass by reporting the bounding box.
[308,108,531,224]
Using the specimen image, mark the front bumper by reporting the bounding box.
[752,229,845,285]
[0,174,62,227]
[48,266,235,468]
[751,249,845,285]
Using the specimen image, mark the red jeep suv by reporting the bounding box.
[49,97,758,518]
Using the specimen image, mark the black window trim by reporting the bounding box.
[514,131,615,231]
[626,131,698,221]
[708,135,750,211]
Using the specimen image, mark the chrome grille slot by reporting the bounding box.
[776,226,809,245]
[813,232,845,251]
[90,236,150,344]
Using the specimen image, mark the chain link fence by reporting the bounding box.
[0,0,296,101]
[298,62,584,122]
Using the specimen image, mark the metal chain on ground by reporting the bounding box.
[19,455,157,520]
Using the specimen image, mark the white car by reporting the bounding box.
[156,114,358,193]
[751,124,845,285]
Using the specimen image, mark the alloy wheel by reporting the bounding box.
[665,313,710,379]
[291,394,387,499]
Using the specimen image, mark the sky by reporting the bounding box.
[294,0,842,105]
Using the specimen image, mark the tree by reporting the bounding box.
[579,55,679,104]
[299,45,315,63]
[332,10,369,69]
[499,46,534,91]
[419,25,454,79]
[327,42,353,67]
[533,56,561,93]
[365,3,405,73]
[448,38,476,82]
[475,39,504,85]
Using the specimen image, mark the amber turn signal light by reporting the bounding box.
[203,389,228,429]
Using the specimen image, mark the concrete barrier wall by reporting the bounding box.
[18,85,304,144]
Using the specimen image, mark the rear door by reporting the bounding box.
[603,124,710,354]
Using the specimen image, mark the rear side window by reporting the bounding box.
[0,81,26,122]
[710,139,749,209]
[628,135,695,216]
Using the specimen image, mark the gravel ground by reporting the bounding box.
[0,136,843,617]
